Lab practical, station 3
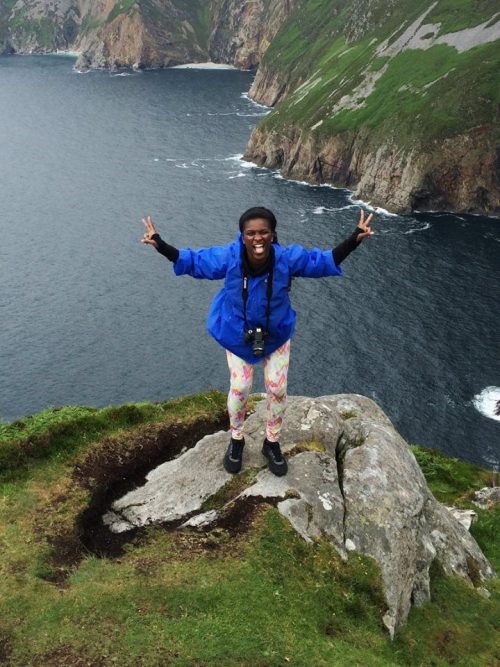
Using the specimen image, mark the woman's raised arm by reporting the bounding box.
[141,215,179,262]
[332,209,374,265]
[140,215,231,280]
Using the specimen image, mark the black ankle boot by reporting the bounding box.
[261,438,288,476]
[223,437,245,473]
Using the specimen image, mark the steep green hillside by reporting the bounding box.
[257,0,499,145]
[0,393,498,666]
[246,0,500,214]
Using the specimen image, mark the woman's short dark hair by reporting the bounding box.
[239,206,277,233]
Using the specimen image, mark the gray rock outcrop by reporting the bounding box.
[102,394,495,638]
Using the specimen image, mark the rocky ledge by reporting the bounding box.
[243,124,500,216]
[101,394,495,638]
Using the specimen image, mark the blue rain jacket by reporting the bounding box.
[173,233,343,363]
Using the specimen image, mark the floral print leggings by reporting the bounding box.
[226,340,291,443]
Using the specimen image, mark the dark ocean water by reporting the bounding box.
[0,55,498,468]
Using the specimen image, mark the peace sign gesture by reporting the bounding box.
[141,215,159,249]
[356,209,375,242]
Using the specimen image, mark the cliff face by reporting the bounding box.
[1,0,80,53]
[0,0,295,71]
[1,0,498,214]
[246,123,500,214]
[244,0,500,215]
[208,0,296,69]
[74,0,210,70]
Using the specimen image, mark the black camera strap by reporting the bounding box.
[242,257,274,336]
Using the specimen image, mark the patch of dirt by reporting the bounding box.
[0,631,12,665]
[32,646,106,667]
[435,628,458,663]
[79,413,228,558]
[34,412,229,573]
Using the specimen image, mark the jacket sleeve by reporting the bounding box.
[173,244,232,280]
[285,244,343,278]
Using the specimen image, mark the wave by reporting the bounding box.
[348,196,398,217]
[236,111,270,117]
[403,221,432,234]
[472,386,500,422]
[206,111,268,117]
[172,62,237,70]
[224,154,256,169]
[313,205,359,214]
[240,92,272,110]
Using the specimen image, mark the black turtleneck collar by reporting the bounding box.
[242,245,275,277]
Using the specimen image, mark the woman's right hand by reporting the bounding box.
[141,215,159,249]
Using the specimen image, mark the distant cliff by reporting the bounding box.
[1,0,499,215]
[0,0,295,70]
[243,0,500,215]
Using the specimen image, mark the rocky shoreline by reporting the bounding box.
[242,123,500,216]
[2,0,499,216]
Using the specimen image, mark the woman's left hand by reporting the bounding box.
[356,209,375,242]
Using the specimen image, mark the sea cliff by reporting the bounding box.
[243,0,500,215]
[1,0,498,215]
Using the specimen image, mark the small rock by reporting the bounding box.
[345,538,356,551]
[181,510,218,528]
[477,587,491,599]
[472,486,500,508]
[445,506,477,531]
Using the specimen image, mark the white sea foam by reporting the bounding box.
[172,62,237,70]
[348,196,398,216]
[228,172,246,179]
[236,111,270,117]
[472,387,500,422]
[225,154,256,169]
[313,205,358,214]
[52,50,80,57]
[273,173,351,193]
[240,92,272,110]
[403,221,432,234]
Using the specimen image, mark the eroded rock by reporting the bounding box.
[101,394,495,637]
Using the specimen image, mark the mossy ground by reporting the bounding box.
[0,393,498,666]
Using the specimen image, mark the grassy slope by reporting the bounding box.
[3,4,60,50]
[2,0,212,56]
[0,394,498,666]
[257,0,500,147]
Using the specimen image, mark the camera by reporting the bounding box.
[245,326,267,357]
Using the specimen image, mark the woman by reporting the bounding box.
[140,206,374,477]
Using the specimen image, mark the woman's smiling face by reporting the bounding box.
[242,217,273,266]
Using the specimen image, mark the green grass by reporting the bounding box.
[106,0,137,24]
[0,396,498,665]
[254,0,500,152]
[0,391,226,476]
[427,0,500,34]
[410,444,495,505]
